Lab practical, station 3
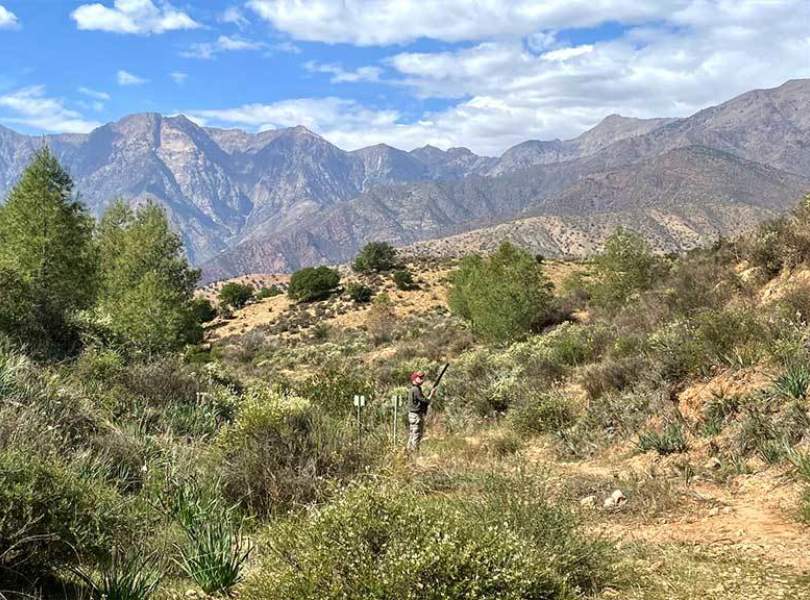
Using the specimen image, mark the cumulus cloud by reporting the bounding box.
[194,0,810,155]
[304,61,382,83]
[0,4,19,29]
[181,35,267,59]
[247,0,685,45]
[170,71,188,84]
[117,69,148,85]
[0,86,100,133]
[71,0,199,34]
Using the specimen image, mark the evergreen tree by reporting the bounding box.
[0,148,97,354]
[97,200,201,353]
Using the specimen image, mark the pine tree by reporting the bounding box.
[97,200,201,353]
[0,148,97,353]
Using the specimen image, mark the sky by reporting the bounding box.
[0,0,808,156]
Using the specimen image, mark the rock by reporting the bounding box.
[704,457,722,470]
[603,489,626,508]
[709,507,720,517]
[580,495,597,509]
[722,506,734,514]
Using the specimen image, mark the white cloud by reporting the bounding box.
[194,0,810,156]
[71,0,200,35]
[78,86,111,101]
[181,35,266,59]
[117,69,148,85]
[247,0,685,45]
[304,61,382,83]
[220,6,249,28]
[0,4,19,29]
[0,86,100,133]
[170,71,188,84]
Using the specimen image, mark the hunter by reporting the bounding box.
[407,370,432,453]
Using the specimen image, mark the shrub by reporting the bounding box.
[0,449,131,577]
[580,356,645,401]
[190,297,217,323]
[353,241,398,273]
[392,269,415,290]
[243,476,612,600]
[589,228,662,310]
[256,285,283,300]
[346,282,373,303]
[288,266,340,302]
[637,422,688,455]
[449,243,554,342]
[365,293,397,345]
[216,387,377,516]
[507,392,574,436]
[800,487,810,524]
[700,392,741,436]
[218,282,254,309]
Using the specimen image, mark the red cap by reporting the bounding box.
[410,371,425,383]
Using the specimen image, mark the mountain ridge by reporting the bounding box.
[1,79,809,279]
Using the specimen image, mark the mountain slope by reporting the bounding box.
[1,79,809,277]
[200,145,810,279]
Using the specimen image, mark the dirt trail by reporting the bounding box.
[533,449,810,573]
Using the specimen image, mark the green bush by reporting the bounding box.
[346,282,373,303]
[190,297,217,323]
[800,487,810,524]
[637,422,688,455]
[507,392,574,436]
[0,449,132,576]
[353,241,398,273]
[218,282,254,309]
[215,387,377,516]
[243,476,612,600]
[256,285,283,300]
[589,228,662,310]
[392,268,415,290]
[288,266,340,302]
[449,242,554,342]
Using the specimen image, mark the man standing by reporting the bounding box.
[407,370,432,453]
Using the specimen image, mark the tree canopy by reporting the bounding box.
[97,200,201,353]
[448,242,554,342]
[0,148,97,354]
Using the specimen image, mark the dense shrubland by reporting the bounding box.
[3,149,810,598]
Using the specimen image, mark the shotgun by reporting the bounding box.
[429,363,450,399]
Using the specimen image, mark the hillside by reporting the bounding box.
[2,80,810,279]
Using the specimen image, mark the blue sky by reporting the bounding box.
[0,1,808,155]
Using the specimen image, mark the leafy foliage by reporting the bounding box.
[97,200,201,353]
[244,476,611,600]
[448,242,554,342]
[218,282,255,309]
[589,228,661,310]
[256,284,283,299]
[190,296,217,324]
[288,266,340,302]
[353,241,398,273]
[346,282,373,303]
[392,268,415,290]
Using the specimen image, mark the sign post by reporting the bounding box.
[353,394,367,440]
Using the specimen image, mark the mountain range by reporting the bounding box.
[1,79,809,281]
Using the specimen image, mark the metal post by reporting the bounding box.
[392,395,399,444]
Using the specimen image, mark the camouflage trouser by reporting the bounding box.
[407,412,425,453]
